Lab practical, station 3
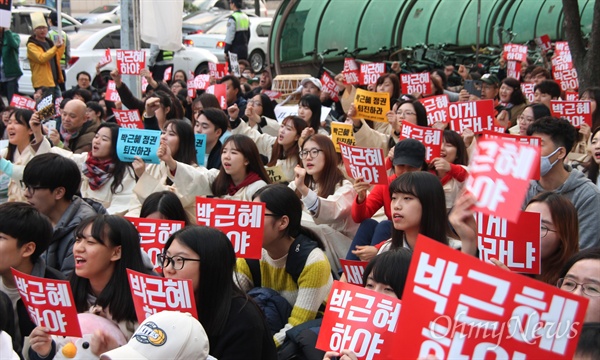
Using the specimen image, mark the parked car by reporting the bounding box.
[10,4,82,46]
[73,4,120,24]
[18,24,218,95]
[185,17,271,72]
[190,0,268,17]
[182,9,242,36]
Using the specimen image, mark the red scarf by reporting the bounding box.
[82,153,115,190]
[227,172,262,196]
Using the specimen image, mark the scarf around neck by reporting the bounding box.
[227,171,262,196]
[82,152,115,190]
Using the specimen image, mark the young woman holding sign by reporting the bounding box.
[234,184,333,348]
[229,115,308,182]
[429,129,469,211]
[244,93,279,136]
[28,215,152,359]
[126,119,198,221]
[26,121,136,214]
[289,134,358,274]
[161,226,277,360]
[160,134,271,202]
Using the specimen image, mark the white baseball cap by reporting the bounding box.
[301,77,323,91]
[100,311,209,360]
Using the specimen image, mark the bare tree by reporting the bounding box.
[562,0,600,92]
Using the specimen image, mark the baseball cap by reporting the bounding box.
[480,74,500,86]
[100,311,209,360]
[393,138,426,168]
[301,77,322,91]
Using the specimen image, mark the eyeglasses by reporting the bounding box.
[299,148,322,159]
[396,110,416,117]
[19,181,48,196]
[157,254,201,270]
[248,100,262,106]
[540,225,557,238]
[557,278,600,297]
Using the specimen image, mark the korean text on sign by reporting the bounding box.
[105,80,121,102]
[551,45,578,91]
[11,269,81,337]
[343,58,360,85]
[354,88,390,123]
[195,197,264,259]
[194,74,211,90]
[331,122,355,153]
[396,235,588,360]
[10,94,36,110]
[466,138,540,223]
[340,259,369,286]
[265,165,286,183]
[98,48,112,67]
[399,122,442,162]
[209,62,229,79]
[419,95,449,126]
[359,62,386,86]
[534,34,551,51]
[521,83,535,104]
[127,269,197,323]
[481,131,541,180]
[316,281,402,360]
[339,143,387,186]
[401,72,431,95]
[127,217,185,272]
[321,72,340,102]
[506,60,521,81]
[113,109,144,129]
[448,100,501,134]
[477,212,541,274]
[550,100,592,128]
[116,128,161,164]
[195,133,207,166]
[503,44,528,62]
[116,50,145,75]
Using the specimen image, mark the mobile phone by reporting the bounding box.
[44,120,56,133]
[464,80,482,98]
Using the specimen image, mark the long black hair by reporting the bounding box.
[71,215,150,323]
[299,94,321,133]
[96,123,134,194]
[140,190,192,226]
[4,108,32,162]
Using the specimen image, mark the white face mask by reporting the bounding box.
[540,147,562,177]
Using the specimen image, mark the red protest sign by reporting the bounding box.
[316,281,402,359]
[339,143,388,185]
[127,269,197,323]
[113,109,144,129]
[126,217,185,272]
[10,94,36,110]
[503,43,528,62]
[401,72,432,95]
[141,76,149,93]
[535,34,552,51]
[481,130,541,180]
[206,84,228,109]
[466,138,540,223]
[263,90,282,100]
[565,91,579,101]
[163,66,173,82]
[105,80,121,102]
[11,269,81,337]
[321,72,340,102]
[551,47,578,91]
[506,60,521,80]
[419,95,449,125]
[116,50,145,75]
[359,62,385,86]
[550,100,592,128]
[555,41,570,55]
[399,122,443,163]
[449,100,501,134]
[194,74,210,90]
[195,197,264,259]
[209,62,229,79]
[520,82,535,103]
[343,58,360,85]
[477,211,541,274]
[340,259,369,286]
[98,48,112,67]
[187,79,196,98]
[397,235,588,360]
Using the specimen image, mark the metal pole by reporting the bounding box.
[56,0,61,34]
[121,0,141,99]
[476,0,481,66]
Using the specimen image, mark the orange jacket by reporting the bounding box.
[26,36,65,88]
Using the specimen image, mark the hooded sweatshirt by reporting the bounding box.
[524,166,600,249]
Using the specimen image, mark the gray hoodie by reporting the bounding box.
[524,166,600,249]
